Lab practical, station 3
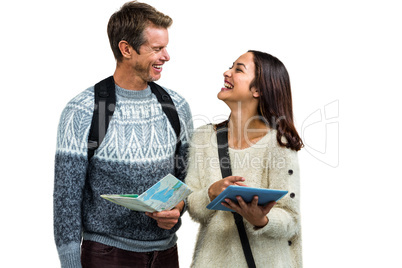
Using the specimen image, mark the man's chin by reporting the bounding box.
[148,74,161,82]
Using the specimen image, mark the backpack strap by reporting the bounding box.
[87,78,182,169]
[216,120,231,177]
[87,76,115,161]
[216,121,256,268]
[149,82,182,161]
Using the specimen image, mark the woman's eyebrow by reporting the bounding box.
[236,62,247,69]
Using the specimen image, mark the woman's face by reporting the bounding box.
[218,52,259,103]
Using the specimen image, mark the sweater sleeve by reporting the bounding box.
[162,87,193,183]
[186,125,218,224]
[244,145,301,240]
[175,99,193,182]
[174,99,193,214]
[53,91,93,268]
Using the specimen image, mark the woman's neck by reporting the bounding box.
[227,109,268,149]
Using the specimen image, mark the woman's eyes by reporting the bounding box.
[229,66,243,72]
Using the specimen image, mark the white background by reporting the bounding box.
[1,0,401,267]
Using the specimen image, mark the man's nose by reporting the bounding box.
[161,48,170,61]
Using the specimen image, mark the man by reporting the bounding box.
[53,2,193,267]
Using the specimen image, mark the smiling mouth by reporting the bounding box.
[223,81,234,89]
[153,64,163,71]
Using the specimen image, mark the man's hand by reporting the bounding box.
[145,201,184,230]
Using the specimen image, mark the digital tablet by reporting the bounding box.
[206,185,288,212]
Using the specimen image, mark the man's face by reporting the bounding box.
[131,25,170,83]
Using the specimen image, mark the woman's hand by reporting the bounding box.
[223,195,276,228]
[208,176,246,201]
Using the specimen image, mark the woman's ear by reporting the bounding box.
[251,87,260,98]
[118,40,132,59]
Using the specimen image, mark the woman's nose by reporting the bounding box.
[223,69,231,77]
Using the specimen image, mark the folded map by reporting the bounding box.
[101,174,192,212]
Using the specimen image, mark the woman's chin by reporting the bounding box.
[217,90,230,100]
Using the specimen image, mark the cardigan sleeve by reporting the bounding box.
[244,145,302,239]
[186,125,218,224]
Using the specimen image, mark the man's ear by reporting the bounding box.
[118,40,133,59]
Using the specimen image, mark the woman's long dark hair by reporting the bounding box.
[249,50,303,151]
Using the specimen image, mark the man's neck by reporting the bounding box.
[113,67,148,91]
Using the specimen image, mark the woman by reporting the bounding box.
[186,50,303,267]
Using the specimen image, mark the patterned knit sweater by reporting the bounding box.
[186,125,302,268]
[54,82,193,268]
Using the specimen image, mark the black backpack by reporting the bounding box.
[87,76,181,167]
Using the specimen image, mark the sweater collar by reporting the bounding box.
[115,84,152,99]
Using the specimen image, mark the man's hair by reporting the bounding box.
[107,1,172,61]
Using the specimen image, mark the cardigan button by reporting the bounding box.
[288,240,292,246]
[290,193,295,198]
[288,169,293,175]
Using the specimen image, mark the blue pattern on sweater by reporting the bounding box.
[54,83,193,267]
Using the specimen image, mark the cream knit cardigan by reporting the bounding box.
[186,125,302,268]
